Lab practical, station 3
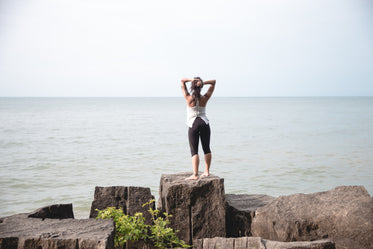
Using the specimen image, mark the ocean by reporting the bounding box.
[0,97,372,218]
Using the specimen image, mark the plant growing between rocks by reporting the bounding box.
[96,200,190,249]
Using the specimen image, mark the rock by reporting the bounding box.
[263,239,336,249]
[193,237,335,249]
[0,209,114,249]
[89,186,155,224]
[225,194,275,237]
[126,240,156,249]
[28,203,74,219]
[195,237,236,249]
[158,172,226,245]
[251,186,373,249]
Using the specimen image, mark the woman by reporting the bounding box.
[181,77,216,180]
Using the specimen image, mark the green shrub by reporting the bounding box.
[96,200,190,249]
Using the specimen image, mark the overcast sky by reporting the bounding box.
[0,0,372,97]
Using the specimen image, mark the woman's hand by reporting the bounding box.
[181,77,205,87]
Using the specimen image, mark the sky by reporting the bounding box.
[0,0,372,97]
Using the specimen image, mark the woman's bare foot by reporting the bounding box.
[185,174,199,180]
[200,172,209,178]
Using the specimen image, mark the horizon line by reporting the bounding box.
[0,95,372,98]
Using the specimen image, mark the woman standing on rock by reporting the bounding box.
[181,77,216,180]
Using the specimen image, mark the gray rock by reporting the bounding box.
[126,240,156,249]
[225,194,275,237]
[90,186,128,218]
[0,211,114,249]
[263,239,336,249]
[251,186,373,249]
[89,186,155,224]
[126,186,155,217]
[28,203,74,219]
[158,172,226,244]
[193,237,335,249]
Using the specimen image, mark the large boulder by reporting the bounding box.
[89,186,155,223]
[0,205,114,249]
[158,173,226,244]
[251,186,373,249]
[193,237,335,249]
[225,194,275,237]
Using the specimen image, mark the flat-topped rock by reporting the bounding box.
[158,172,226,244]
[193,237,335,249]
[251,186,373,249]
[226,194,275,237]
[0,206,114,249]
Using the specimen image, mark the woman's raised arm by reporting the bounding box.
[203,80,216,100]
[181,78,193,99]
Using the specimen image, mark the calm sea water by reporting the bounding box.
[1,97,372,218]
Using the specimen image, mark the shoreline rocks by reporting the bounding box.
[1,174,372,249]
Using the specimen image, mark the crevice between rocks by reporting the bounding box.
[261,238,268,249]
[189,204,193,245]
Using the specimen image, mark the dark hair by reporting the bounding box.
[191,77,203,103]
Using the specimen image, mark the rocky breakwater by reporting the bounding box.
[158,173,226,245]
[1,174,371,249]
[0,204,114,249]
[251,186,373,249]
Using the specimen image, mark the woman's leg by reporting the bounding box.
[186,155,200,180]
[190,154,200,179]
[202,153,211,177]
[186,120,200,180]
[200,123,211,177]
